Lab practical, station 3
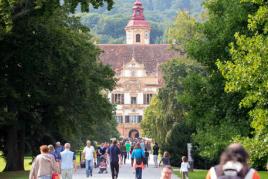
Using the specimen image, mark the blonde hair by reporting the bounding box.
[164,151,170,158]
[48,145,54,152]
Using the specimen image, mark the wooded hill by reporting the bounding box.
[77,0,204,44]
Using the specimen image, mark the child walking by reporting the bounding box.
[159,151,170,167]
[180,156,190,179]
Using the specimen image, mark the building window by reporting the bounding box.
[131,70,136,77]
[125,116,130,123]
[143,94,153,104]
[136,34,141,43]
[129,115,142,123]
[115,116,123,123]
[131,97,137,104]
[136,10,140,15]
[112,94,124,104]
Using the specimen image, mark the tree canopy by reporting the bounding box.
[217,0,268,168]
[143,0,267,169]
[0,0,118,171]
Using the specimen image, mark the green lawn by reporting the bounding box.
[175,170,268,179]
[0,157,31,179]
[0,171,28,179]
[0,155,81,179]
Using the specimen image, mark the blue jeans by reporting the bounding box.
[86,160,93,177]
[38,176,51,179]
[135,167,142,179]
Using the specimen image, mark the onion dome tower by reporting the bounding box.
[125,0,151,44]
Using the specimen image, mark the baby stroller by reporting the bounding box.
[98,155,108,174]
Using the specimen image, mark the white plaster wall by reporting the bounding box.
[124,109,143,116]
[126,31,133,44]
[125,93,131,104]
[136,70,145,77]
[137,93,143,104]
[144,88,158,92]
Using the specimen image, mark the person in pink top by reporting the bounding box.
[29,145,57,179]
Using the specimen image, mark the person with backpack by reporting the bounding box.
[206,143,260,179]
[131,143,145,179]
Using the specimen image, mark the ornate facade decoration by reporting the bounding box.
[98,0,184,138]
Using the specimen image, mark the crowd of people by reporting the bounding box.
[29,140,261,179]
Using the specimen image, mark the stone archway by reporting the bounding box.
[129,129,139,139]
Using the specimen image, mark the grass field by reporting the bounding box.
[175,170,268,179]
[0,155,82,179]
[0,157,31,179]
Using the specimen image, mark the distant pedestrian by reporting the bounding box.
[180,156,190,179]
[160,166,173,179]
[144,148,150,167]
[206,143,260,179]
[97,143,105,167]
[29,145,57,179]
[48,145,57,160]
[159,151,170,167]
[82,140,96,177]
[125,141,131,159]
[140,140,145,151]
[131,143,145,179]
[120,141,127,164]
[60,143,76,179]
[153,143,159,168]
[108,140,122,179]
[55,142,64,161]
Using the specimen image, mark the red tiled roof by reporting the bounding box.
[98,44,184,74]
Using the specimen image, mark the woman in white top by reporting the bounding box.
[180,156,190,179]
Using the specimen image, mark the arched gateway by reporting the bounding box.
[129,129,139,139]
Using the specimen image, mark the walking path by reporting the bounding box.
[73,155,179,179]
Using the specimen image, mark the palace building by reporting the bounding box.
[99,0,184,138]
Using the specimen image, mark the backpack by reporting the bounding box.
[135,149,144,165]
[214,164,254,179]
[136,157,143,165]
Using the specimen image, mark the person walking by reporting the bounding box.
[82,140,95,177]
[206,143,260,179]
[153,143,159,168]
[120,141,127,164]
[160,166,173,179]
[180,156,190,179]
[144,148,150,167]
[108,140,122,179]
[48,145,57,160]
[60,143,76,179]
[131,143,145,179]
[159,151,170,167]
[125,141,131,159]
[29,145,57,179]
[55,142,64,162]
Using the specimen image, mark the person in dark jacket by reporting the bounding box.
[108,140,122,179]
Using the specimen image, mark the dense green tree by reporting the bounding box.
[217,0,268,169]
[176,0,259,163]
[0,0,118,171]
[166,11,200,50]
[141,58,201,166]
